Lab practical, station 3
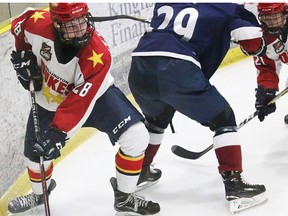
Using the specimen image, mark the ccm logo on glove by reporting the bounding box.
[33,128,67,160]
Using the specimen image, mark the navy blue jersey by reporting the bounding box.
[132,3,261,79]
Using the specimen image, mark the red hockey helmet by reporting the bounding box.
[258,3,286,15]
[49,3,95,48]
[258,3,288,37]
[50,3,89,22]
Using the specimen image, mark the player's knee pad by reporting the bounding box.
[201,105,237,132]
[145,106,176,129]
[144,120,165,134]
[118,121,149,157]
[144,120,165,144]
[214,126,238,137]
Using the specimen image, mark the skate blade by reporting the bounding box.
[8,205,44,216]
[136,180,159,192]
[115,211,161,216]
[229,192,268,214]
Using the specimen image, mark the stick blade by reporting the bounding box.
[171,145,201,160]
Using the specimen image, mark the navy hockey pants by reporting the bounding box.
[128,56,230,129]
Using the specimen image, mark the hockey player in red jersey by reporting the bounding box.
[129,3,268,214]
[252,3,288,123]
[8,3,160,215]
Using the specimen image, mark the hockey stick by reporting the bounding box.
[29,81,51,216]
[89,15,150,24]
[171,86,288,160]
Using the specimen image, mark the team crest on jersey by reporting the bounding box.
[273,41,285,53]
[40,42,52,61]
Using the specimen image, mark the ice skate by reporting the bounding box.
[222,171,267,214]
[110,177,160,215]
[136,165,162,192]
[8,179,56,214]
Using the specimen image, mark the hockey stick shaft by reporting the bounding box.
[89,15,150,23]
[30,82,51,216]
[172,85,288,160]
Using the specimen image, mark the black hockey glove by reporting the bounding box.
[10,50,42,91]
[255,85,276,122]
[33,128,67,160]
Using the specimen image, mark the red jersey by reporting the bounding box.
[11,9,114,139]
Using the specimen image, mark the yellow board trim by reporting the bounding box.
[0,24,11,35]
[219,46,248,68]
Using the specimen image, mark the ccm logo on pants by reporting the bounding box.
[113,116,131,134]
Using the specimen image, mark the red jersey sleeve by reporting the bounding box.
[239,38,263,54]
[11,9,48,51]
[253,54,280,91]
[253,33,281,91]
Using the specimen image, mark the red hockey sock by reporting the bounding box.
[142,144,161,166]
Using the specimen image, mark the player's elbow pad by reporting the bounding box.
[239,37,266,56]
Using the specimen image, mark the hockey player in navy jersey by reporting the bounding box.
[8,3,160,215]
[129,3,267,213]
[248,3,288,124]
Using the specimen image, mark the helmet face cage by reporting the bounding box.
[258,3,288,37]
[55,13,95,48]
[50,3,95,48]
